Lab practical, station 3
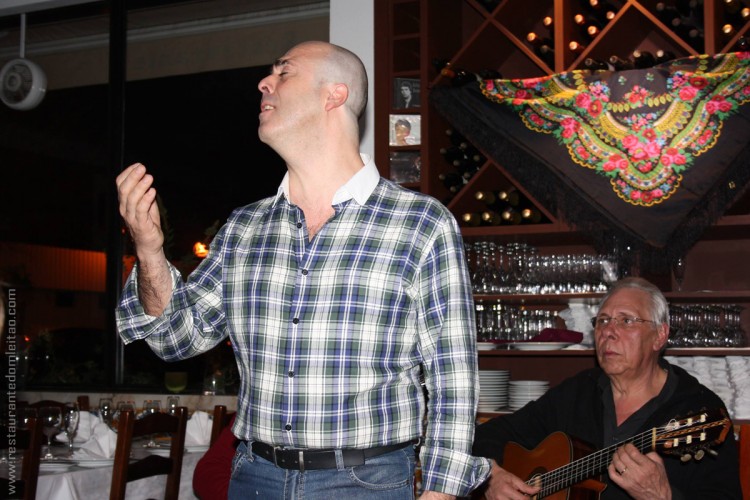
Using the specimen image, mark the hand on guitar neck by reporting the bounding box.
[475,410,729,500]
[608,443,672,500]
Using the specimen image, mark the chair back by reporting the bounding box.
[739,423,750,500]
[0,415,43,500]
[109,406,188,500]
[210,405,236,446]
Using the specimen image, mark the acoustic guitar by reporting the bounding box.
[489,409,732,500]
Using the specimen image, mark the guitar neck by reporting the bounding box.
[532,429,655,496]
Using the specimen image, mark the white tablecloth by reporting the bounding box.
[35,450,202,500]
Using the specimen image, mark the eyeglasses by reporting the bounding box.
[590,315,656,330]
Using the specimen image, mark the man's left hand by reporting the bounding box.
[418,491,455,500]
[609,443,672,500]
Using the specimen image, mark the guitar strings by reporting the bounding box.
[528,421,710,496]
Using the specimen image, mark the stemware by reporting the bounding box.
[63,402,80,456]
[99,398,113,425]
[166,396,180,416]
[38,406,62,459]
[164,371,188,394]
[142,400,162,447]
[672,256,687,291]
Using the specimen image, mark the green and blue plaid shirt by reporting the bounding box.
[116,159,490,495]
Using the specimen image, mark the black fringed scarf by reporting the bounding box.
[431,52,750,272]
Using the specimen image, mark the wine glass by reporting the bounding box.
[164,371,188,394]
[38,406,62,459]
[99,398,113,426]
[142,400,162,447]
[166,396,180,416]
[672,256,687,291]
[63,402,80,456]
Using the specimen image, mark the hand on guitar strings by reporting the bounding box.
[609,443,673,500]
[481,460,540,500]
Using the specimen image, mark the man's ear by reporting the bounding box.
[653,323,669,351]
[325,83,349,111]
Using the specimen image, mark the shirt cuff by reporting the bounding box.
[420,447,491,497]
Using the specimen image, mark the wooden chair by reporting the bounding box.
[210,405,236,446]
[0,415,43,500]
[739,423,750,500]
[109,407,188,500]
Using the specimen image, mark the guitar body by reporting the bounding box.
[503,432,607,500]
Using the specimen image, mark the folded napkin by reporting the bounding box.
[56,411,102,444]
[531,328,583,344]
[72,422,118,459]
[185,410,211,446]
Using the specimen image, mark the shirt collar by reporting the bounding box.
[276,154,380,206]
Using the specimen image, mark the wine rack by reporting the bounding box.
[374,0,750,364]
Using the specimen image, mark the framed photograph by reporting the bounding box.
[389,114,421,146]
[393,78,420,108]
[389,151,421,183]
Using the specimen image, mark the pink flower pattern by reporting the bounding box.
[481,52,750,207]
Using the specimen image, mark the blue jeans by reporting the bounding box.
[227,441,417,500]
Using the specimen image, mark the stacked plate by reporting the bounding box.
[478,370,510,412]
[508,380,549,410]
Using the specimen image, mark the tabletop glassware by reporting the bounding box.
[672,256,687,291]
[63,402,80,456]
[142,400,162,447]
[165,371,188,394]
[38,406,62,459]
[166,396,180,416]
[99,398,113,426]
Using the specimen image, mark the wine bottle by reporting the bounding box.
[632,49,656,68]
[569,41,587,54]
[440,146,465,165]
[542,16,553,29]
[527,32,553,48]
[521,207,542,224]
[586,25,601,39]
[721,23,737,39]
[609,54,635,70]
[445,128,467,148]
[538,44,555,67]
[501,207,522,225]
[584,57,609,71]
[481,210,503,226]
[461,212,482,227]
[655,49,677,64]
[735,36,749,52]
[498,188,520,207]
[439,172,465,193]
[441,66,477,87]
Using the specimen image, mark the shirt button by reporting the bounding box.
[296,222,302,228]
[292,318,299,324]
[288,371,294,377]
[285,424,292,431]
[301,269,308,275]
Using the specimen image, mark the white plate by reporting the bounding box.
[40,461,75,472]
[147,448,171,457]
[477,342,498,351]
[509,342,573,351]
[76,458,115,468]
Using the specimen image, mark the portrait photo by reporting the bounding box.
[389,114,421,146]
[393,77,420,109]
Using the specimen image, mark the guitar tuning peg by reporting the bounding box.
[680,453,692,463]
[694,449,705,461]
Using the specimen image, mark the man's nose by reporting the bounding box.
[258,75,274,93]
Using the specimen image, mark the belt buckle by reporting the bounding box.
[271,445,284,468]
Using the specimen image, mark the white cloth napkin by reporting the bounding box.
[185,411,211,446]
[72,422,118,459]
[56,411,102,444]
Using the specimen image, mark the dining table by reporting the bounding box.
[8,442,205,500]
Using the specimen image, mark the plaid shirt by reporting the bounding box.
[116,159,490,495]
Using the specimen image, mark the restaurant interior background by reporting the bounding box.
[0,0,361,396]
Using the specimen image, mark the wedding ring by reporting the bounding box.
[618,467,628,475]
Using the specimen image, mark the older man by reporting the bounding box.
[473,277,741,499]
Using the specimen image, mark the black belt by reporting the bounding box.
[249,440,414,471]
